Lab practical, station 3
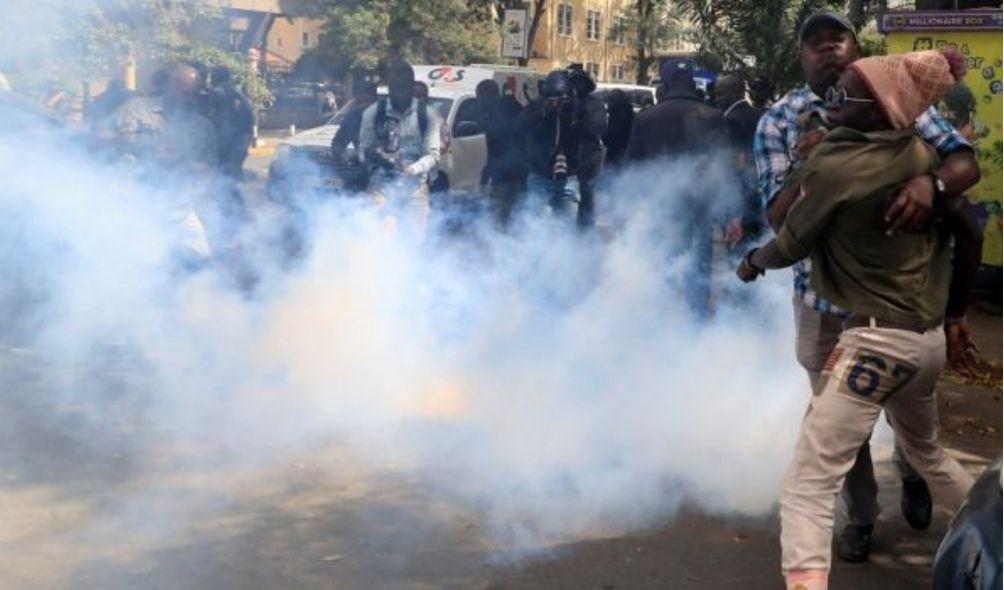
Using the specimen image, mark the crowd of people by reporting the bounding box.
[72,9,988,589]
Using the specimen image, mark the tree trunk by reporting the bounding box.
[634,0,652,85]
[518,0,547,67]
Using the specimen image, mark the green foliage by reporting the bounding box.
[315,0,499,78]
[675,0,844,98]
[34,0,270,107]
[162,44,274,108]
[856,26,888,58]
[60,0,221,78]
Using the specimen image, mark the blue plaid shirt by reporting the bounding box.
[753,85,971,315]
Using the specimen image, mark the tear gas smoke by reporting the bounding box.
[1,5,808,571]
[0,110,806,562]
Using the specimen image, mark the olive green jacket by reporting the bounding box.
[775,126,951,329]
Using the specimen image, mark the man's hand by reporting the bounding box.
[736,249,764,283]
[726,218,744,249]
[794,129,826,160]
[945,317,982,375]
[885,174,934,234]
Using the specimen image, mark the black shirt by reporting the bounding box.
[481,96,527,183]
[626,91,724,162]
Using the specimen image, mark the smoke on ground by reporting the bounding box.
[0,103,809,564]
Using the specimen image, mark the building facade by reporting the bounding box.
[526,0,637,83]
[217,1,324,76]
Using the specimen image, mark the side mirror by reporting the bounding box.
[453,120,483,138]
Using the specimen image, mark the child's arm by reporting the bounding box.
[736,238,802,282]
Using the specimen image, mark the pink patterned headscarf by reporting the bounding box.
[849,48,967,129]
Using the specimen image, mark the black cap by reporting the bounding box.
[799,10,856,43]
[660,58,695,84]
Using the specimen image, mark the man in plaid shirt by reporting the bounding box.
[754,10,981,569]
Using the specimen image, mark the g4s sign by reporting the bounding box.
[428,67,466,83]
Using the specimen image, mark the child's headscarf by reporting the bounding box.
[849,48,967,129]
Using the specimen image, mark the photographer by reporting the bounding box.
[358,60,441,239]
[520,67,606,228]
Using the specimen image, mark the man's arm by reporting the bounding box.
[357,105,378,165]
[753,106,793,231]
[407,106,441,176]
[941,195,984,370]
[943,196,983,320]
[331,110,358,155]
[885,107,981,233]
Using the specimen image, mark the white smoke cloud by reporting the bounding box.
[0,0,812,570]
[0,106,808,569]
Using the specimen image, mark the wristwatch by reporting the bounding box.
[929,171,947,197]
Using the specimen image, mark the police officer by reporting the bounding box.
[626,59,726,318]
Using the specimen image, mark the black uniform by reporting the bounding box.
[626,88,725,318]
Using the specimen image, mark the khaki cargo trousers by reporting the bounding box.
[780,323,974,581]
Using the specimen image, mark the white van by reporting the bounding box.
[594,83,657,112]
[267,65,542,199]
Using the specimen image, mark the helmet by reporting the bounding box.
[566,65,596,98]
[542,70,572,99]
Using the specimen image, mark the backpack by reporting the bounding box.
[374,97,429,142]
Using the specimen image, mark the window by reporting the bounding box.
[557,3,573,37]
[611,63,625,81]
[612,16,626,45]
[301,31,310,49]
[453,98,484,134]
[586,62,600,80]
[586,10,601,41]
[276,36,283,48]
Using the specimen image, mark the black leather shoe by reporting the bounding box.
[837,524,873,563]
[901,477,932,530]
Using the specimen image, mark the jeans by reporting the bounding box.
[527,173,579,219]
[664,198,713,319]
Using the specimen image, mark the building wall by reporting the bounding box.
[265,17,324,66]
[526,0,636,83]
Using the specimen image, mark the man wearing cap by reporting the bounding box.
[626,58,726,318]
[753,10,981,563]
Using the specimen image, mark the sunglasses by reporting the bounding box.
[824,86,875,110]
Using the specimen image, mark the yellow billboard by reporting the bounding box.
[883,10,1003,266]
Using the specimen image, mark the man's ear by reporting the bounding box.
[848,38,863,60]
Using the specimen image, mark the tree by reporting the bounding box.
[315,0,499,79]
[675,0,842,99]
[610,0,684,85]
[37,0,272,107]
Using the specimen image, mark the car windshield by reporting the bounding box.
[326,96,454,125]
